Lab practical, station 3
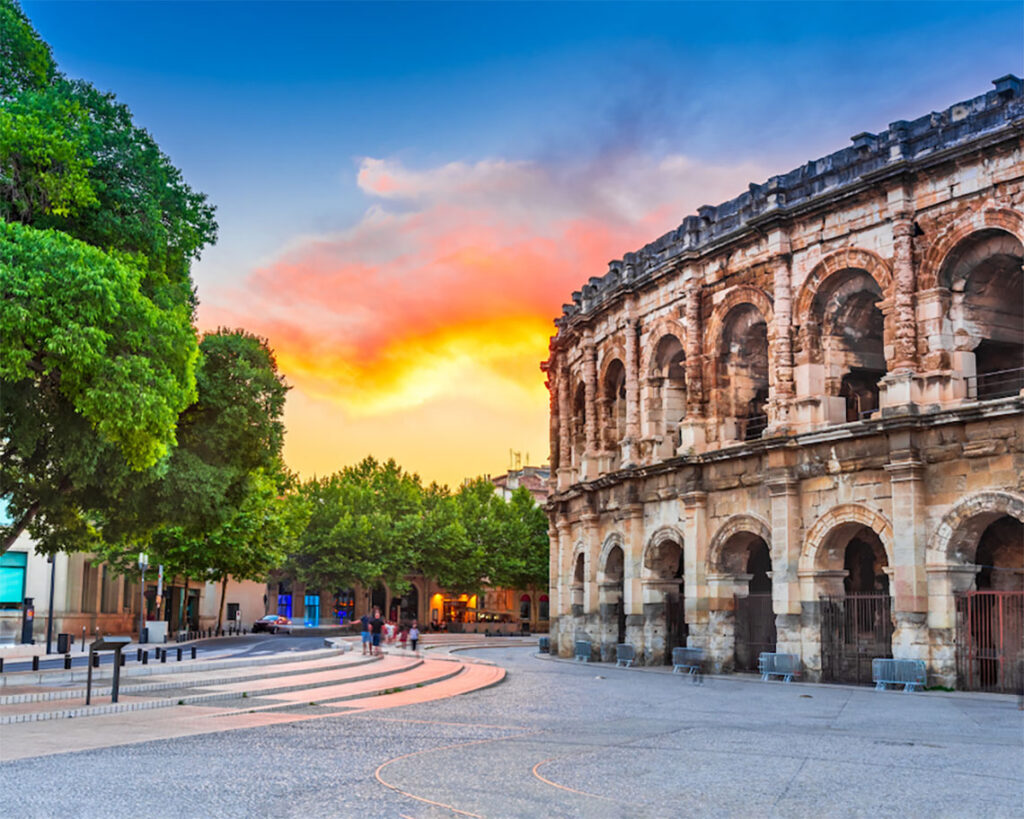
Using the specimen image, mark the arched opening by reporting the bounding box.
[371,585,387,615]
[713,532,775,672]
[813,269,885,423]
[816,523,892,685]
[648,334,686,457]
[643,537,685,665]
[719,304,769,441]
[942,230,1024,399]
[571,382,586,474]
[599,544,625,652]
[601,359,627,464]
[519,593,532,622]
[538,594,550,621]
[957,515,1024,691]
[395,585,419,624]
[571,553,585,611]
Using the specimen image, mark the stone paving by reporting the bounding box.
[0,644,1020,818]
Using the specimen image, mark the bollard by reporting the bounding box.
[64,654,72,670]
[0,658,3,673]
[142,650,148,665]
[32,656,39,671]
[160,648,167,663]
[137,648,143,662]
[176,647,182,662]
[81,627,86,652]
[120,653,126,667]
[92,653,99,668]
[191,645,197,660]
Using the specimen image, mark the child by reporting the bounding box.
[409,620,420,653]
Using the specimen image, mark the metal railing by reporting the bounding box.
[758,652,800,682]
[872,658,926,692]
[967,366,1024,401]
[743,414,768,441]
[615,643,636,667]
[574,638,592,662]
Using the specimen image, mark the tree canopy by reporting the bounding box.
[287,460,549,599]
[0,1,216,553]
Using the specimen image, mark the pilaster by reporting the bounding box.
[680,490,709,647]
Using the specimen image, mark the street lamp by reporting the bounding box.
[138,553,149,643]
[45,554,55,655]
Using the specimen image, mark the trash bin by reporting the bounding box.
[57,633,72,654]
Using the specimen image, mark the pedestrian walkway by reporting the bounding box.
[0,639,508,761]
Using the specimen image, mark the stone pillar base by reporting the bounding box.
[892,611,929,663]
[641,603,666,666]
[800,601,823,682]
[775,613,802,657]
[624,615,645,665]
[928,627,957,689]
[706,610,735,673]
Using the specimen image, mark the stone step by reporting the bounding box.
[0,654,428,724]
[0,651,377,705]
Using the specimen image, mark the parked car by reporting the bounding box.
[253,615,292,634]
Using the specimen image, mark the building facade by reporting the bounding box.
[542,77,1024,690]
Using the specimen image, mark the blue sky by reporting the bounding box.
[20,0,1024,484]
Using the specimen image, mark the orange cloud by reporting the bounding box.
[198,152,766,482]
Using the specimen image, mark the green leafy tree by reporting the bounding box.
[289,458,426,597]
[1,3,216,554]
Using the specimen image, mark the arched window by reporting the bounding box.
[649,334,686,457]
[719,305,769,440]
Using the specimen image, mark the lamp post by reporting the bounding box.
[45,554,55,654]
[138,553,149,643]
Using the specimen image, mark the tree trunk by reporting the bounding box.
[1,500,40,554]
[217,576,228,634]
[181,574,190,633]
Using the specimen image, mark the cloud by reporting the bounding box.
[199,151,767,426]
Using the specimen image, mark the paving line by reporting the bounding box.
[374,730,542,818]
[530,755,624,806]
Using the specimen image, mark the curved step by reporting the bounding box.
[341,662,506,712]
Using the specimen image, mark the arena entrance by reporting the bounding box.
[734,539,775,671]
[955,515,1023,693]
[819,526,893,685]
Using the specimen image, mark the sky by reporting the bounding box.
[21,1,1024,487]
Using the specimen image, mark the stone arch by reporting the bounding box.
[708,514,773,573]
[571,540,589,582]
[644,318,687,372]
[597,532,626,584]
[928,490,1024,565]
[919,205,1024,291]
[706,286,775,357]
[795,248,894,326]
[800,504,894,576]
[642,526,685,580]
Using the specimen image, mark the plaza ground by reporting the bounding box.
[0,642,1021,818]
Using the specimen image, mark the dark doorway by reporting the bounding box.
[734,539,775,671]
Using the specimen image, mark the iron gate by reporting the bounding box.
[735,593,776,672]
[955,590,1024,693]
[616,596,626,645]
[820,594,893,685]
[665,592,688,665]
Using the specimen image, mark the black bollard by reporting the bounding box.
[160,648,167,663]
[137,648,143,662]
[64,653,72,670]
[176,647,182,661]
[120,653,126,667]
[92,653,99,668]
[191,645,197,659]
[0,658,3,673]
[32,656,39,671]
[142,650,148,665]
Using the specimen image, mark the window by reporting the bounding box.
[539,595,550,620]
[0,551,27,610]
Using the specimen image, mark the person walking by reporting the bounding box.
[359,611,372,656]
[409,620,420,653]
[369,607,385,656]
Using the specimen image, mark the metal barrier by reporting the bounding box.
[872,658,926,692]
[574,639,592,662]
[615,643,636,668]
[672,647,704,679]
[758,652,800,682]
[538,636,550,653]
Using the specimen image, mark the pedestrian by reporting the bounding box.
[409,620,420,653]
[359,611,372,656]
[369,607,385,656]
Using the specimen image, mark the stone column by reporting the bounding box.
[891,218,918,371]
[679,285,706,452]
[879,217,919,410]
[556,363,572,490]
[767,470,803,658]
[927,565,977,688]
[681,491,709,649]
[885,453,929,665]
[622,317,640,466]
[554,518,573,657]
[768,257,795,432]
[579,511,600,659]
[583,337,598,479]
